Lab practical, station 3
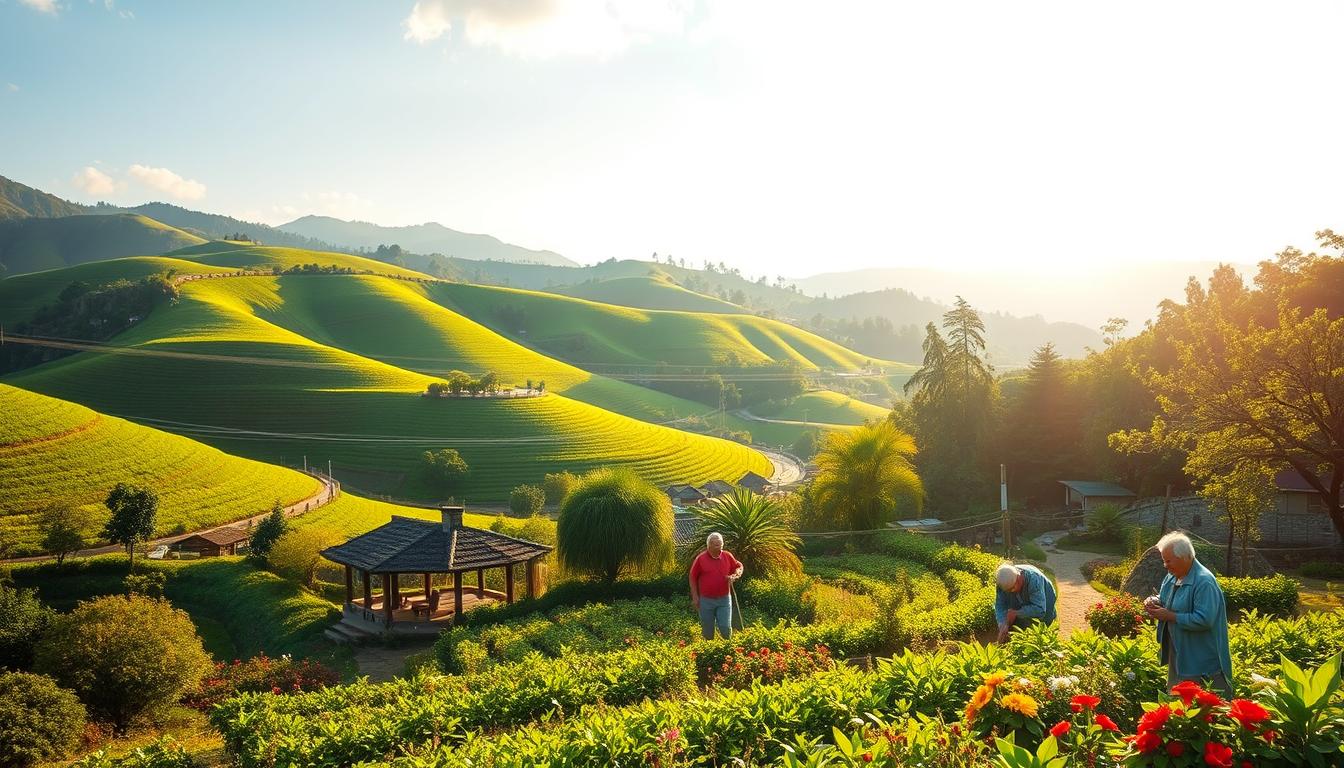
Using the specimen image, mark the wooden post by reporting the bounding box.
[362,569,372,610]
[476,568,485,597]
[423,572,432,596]
[453,571,464,617]
[505,565,515,604]
[526,558,540,600]
[344,565,354,607]
[381,574,393,626]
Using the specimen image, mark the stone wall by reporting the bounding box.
[1123,495,1337,547]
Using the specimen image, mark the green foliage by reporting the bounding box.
[0,584,54,671]
[33,595,211,729]
[183,653,339,711]
[508,483,546,516]
[1221,573,1300,617]
[102,483,158,566]
[695,487,802,577]
[37,506,88,565]
[556,468,673,583]
[1092,563,1128,591]
[1300,560,1344,579]
[70,736,196,768]
[419,448,469,496]
[0,671,86,768]
[1083,503,1128,541]
[487,513,556,547]
[266,527,338,587]
[123,570,165,598]
[248,501,287,563]
[541,471,579,504]
[1084,594,1147,637]
[811,420,923,530]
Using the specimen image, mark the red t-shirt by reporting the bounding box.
[690,550,740,599]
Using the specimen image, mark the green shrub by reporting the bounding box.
[736,573,813,623]
[541,471,579,505]
[1079,558,1120,582]
[1300,560,1344,580]
[556,468,673,582]
[509,484,546,516]
[70,737,195,768]
[1093,563,1129,590]
[33,595,211,729]
[0,584,53,671]
[266,527,338,587]
[1221,573,1300,617]
[182,654,340,711]
[0,671,86,768]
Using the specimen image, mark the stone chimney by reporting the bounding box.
[441,504,464,531]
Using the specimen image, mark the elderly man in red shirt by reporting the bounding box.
[689,531,743,639]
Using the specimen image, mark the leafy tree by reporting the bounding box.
[267,527,338,587]
[1083,502,1129,542]
[812,420,923,530]
[34,595,210,730]
[1002,343,1084,505]
[0,584,54,671]
[541,471,579,505]
[420,448,469,496]
[123,571,166,599]
[789,429,820,460]
[250,500,289,563]
[695,487,801,577]
[509,484,546,516]
[1194,458,1275,575]
[556,469,673,582]
[0,671,85,768]
[102,483,158,569]
[37,506,86,565]
[479,371,499,394]
[426,381,449,397]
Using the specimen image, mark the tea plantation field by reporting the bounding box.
[0,383,321,554]
[555,274,747,314]
[753,389,891,425]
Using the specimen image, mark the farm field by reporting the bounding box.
[753,389,891,425]
[4,273,772,500]
[0,383,321,554]
[554,274,747,314]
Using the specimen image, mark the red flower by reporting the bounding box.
[1137,704,1173,733]
[1195,690,1224,709]
[1240,763,1253,768]
[1166,741,1186,757]
[1050,721,1070,738]
[1171,680,1204,706]
[861,753,873,763]
[1095,714,1120,732]
[1069,694,1101,713]
[1228,699,1270,730]
[1134,730,1161,754]
[1261,729,1279,743]
[1203,741,1233,768]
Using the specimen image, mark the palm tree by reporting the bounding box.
[695,487,802,577]
[556,468,673,582]
[811,420,923,530]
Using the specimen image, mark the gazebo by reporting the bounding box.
[321,505,552,633]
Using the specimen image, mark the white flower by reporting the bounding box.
[1017,677,1033,688]
[1249,673,1278,690]
[1124,671,1136,680]
[1047,676,1075,691]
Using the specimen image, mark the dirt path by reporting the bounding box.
[1037,531,1107,637]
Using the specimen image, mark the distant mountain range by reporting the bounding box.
[277,216,579,267]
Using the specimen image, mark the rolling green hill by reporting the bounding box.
[166,241,432,279]
[753,390,891,425]
[5,273,771,500]
[428,282,899,371]
[0,174,90,219]
[0,214,206,276]
[556,275,746,314]
[0,383,322,555]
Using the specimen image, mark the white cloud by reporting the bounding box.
[19,0,59,13]
[5,83,18,92]
[128,163,206,201]
[72,166,118,196]
[401,0,690,58]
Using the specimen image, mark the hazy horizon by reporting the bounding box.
[4,0,1342,283]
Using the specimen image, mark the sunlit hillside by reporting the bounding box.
[0,213,205,276]
[555,275,747,314]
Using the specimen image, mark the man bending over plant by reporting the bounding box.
[994,562,1058,642]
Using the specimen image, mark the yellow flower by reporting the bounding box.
[983,672,1007,688]
[1000,693,1039,718]
[969,685,993,710]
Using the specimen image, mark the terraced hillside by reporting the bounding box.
[556,275,746,314]
[5,274,771,499]
[429,282,894,371]
[753,390,891,425]
[0,214,206,276]
[0,383,321,555]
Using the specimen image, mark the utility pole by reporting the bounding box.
[328,459,332,480]
[1000,464,1012,555]
[303,455,308,472]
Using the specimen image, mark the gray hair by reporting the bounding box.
[706,532,724,547]
[1156,531,1195,561]
[995,563,1020,589]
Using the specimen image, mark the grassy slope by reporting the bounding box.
[556,275,746,314]
[0,383,321,554]
[167,241,431,280]
[0,255,236,326]
[6,275,770,499]
[428,282,896,370]
[754,390,891,426]
[288,493,496,537]
[0,214,206,275]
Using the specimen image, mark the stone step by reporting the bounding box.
[324,620,376,645]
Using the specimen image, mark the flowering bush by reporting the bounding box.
[182,654,338,711]
[1085,594,1148,638]
[963,671,1046,745]
[706,642,834,689]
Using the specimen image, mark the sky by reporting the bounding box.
[3,0,1343,281]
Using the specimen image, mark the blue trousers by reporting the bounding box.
[699,594,733,639]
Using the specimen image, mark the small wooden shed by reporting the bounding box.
[175,527,251,557]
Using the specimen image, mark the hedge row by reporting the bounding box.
[1220,573,1300,617]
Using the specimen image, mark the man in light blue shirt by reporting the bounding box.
[1144,531,1233,697]
[994,562,1057,642]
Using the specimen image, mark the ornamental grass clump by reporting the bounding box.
[557,468,673,583]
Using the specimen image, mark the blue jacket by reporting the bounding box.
[1157,560,1233,681]
[994,564,1057,627]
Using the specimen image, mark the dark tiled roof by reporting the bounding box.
[737,471,771,491]
[182,527,250,546]
[673,510,702,547]
[1058,480,1135,497]
[700,480,734,496]
[666,484,706,500]
[321,516,552,573]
